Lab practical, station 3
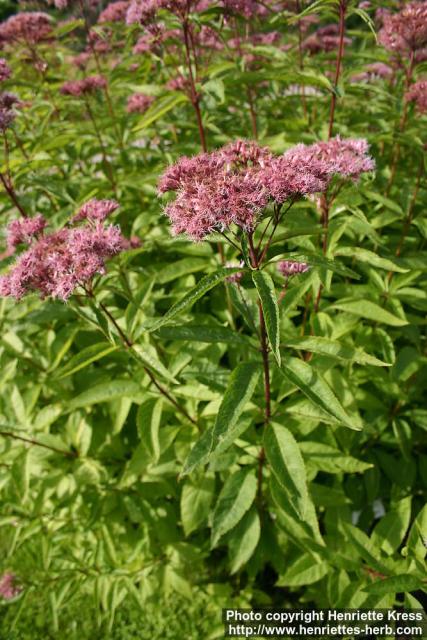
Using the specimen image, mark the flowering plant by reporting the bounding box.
[0,0,426,635]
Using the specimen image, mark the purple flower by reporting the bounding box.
[159,140,272,240]
[60,75,107,97]
[98,1,130,23]
[282,136,375,184]
[72,198,119,223]
[351,62,393,83]
[126,93,155,114]
[405,80,427,113]
[277,260,310,277]
[0,12,52,46]
[0,203,128,301]
[0,573,21,600]
[303,24,352,54]
[378,2,427,53]
[6,214,47,248]
[0,58,11,82]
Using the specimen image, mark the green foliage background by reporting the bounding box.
[0,0,426,636]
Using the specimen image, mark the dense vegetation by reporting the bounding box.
[0,0,426,636]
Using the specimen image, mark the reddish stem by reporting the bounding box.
[328,0,346,140]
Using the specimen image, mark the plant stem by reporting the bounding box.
[95,298,198,427]
[0,430,77,458]
[83,97,117,194]
[328,0,346,139]
[182,19,207,152]
[0,171,28,218]
[248,232,271,498]
[386,49,416,196]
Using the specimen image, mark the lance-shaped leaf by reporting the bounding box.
[264,423,309,519]
[183,363,260,475]
[148,268,244,332]
[228,507,260,574]
[211,468,257,547]
[280,357,362,430]
[335,247,409,273]
[68,380,141,411]
[282,336,390,367]
[56,342,118,379]
[328,299,408,326]
[252,270,281,365]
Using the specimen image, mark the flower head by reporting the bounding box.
[6,214,47,249]
[405,80,427,113]
[282,136,375,184]
[351,62,393,83]
[0,203,127,301]
[0,12,52,46]
[277,260,310,277]
[159,140,272,240]
[126,93,155,114]
[303,24,352,54]
[98,1,130,22]
[72,198,119,223]
[0,573,21,600]
[379,2,427,53]
[0,58,11,82]
[60,75,107,97]
[159,137,374,241]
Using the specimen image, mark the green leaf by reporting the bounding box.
[133,93,189,132]
[277,252,360,280]
[56,343,118,379]
[228,507,260,574]
[280,357,362,430]
[277,554,329,587]
[264,423,309,519]
[342,523,390,575]
[282,336,390,367]
[156,324,250,345]
[137,398,163,462]
[328,299,408,326]
[252,270,281,365]
[155,258,207,284]
[180,476,215,536]
[335,247,409,273]
[132,343,178,384]
[363,574,422,596]
[211,468,257,547]
[299,442,373,474]
[183,363,260,474]
[148,268,244,332]
[407,504,427,560]
[68,380,140,411]
[371,497,412,555]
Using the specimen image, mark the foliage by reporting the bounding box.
[0,0,426,634]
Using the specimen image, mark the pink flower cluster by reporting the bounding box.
[0,58,11,82]
[0,12,52,46]
[6,214,47,249]
[98,1,130,23]
[126,93,155,114]
[405,80,427,113]
[0,92,20,131]
[0,573,21,600]
[351,62,393,83]
[159,137,374,240]
[222,0,265,18]
[126,0,209,24]
[0,200,128,301]
[60,75,107,97]
[379,2,427,53]
[277,260,310,277]
[72,198,120,222]
[303,24,352,54]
